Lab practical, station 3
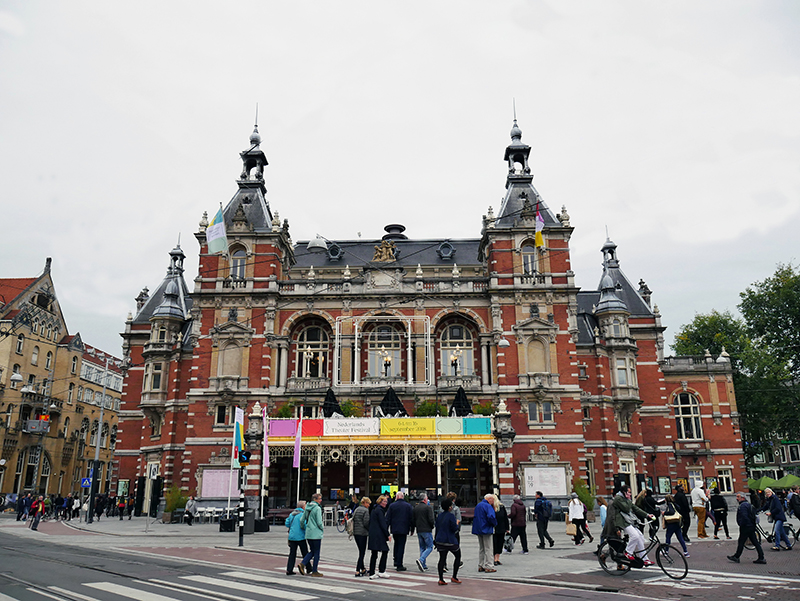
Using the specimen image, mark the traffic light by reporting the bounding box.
[239,450,251,465]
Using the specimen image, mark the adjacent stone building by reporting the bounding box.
[115,119,745,513]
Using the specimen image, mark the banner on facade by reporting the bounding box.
[324,418,380,436]
[435,417,463,435]
[262,405,270,468]
[380,418,436,436]
[301,419,324,437]
[232,407,245,469]
[523,466,567,497]
[268,419,298,437]
[462,416,492,435]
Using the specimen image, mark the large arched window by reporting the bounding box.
[71,356,78,374]
[32,319,39,335]
[521,243,537,275]
[110,425,118,450]
[440,324,474,376]
[63,416,70,438]
[80,418,90,443]
[67,383,75,403]
[89,420,99,446]
[368,325,402,377]
[295,326,329,378]
[675,392,703,440]
[230,248,246,279]
[526,338,547,373]
[100,422,109,448]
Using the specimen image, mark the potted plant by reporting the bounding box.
[162,485,188,523]
[572,476,597,522]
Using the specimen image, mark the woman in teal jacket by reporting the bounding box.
[299,493,325,576]
[285,501,309,575]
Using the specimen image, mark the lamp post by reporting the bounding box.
[379,345,392,378]
[450,345,463,377]
[87,355,114,524]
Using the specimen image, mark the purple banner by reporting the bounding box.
[269,419,298,437]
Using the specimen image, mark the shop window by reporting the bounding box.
[368,325,402,378]
[296,326,329,378]
[440,324,474,376]
[674,392,703,440]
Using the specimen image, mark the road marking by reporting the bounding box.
[27,589,64,601]
[84,582,185,600]
[181,575,316,600]
[48,586,104,601]
[222,570,363,594]
[293,564,430,583]
[146,579,247,601]
[0,593,19,601]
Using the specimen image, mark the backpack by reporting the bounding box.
[542,499,553,519]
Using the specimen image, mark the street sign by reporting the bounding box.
[81,478,92,488]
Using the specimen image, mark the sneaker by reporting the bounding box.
[297,563,306,575]
[443,566,448,573]
[771,547,782,551]
[484,568,497,573]
[396,566,407,572]
[753,558,767,564]
[643,560,655,567]
[378,572,390,578]
[369,574,380,580]
[522,551,529,555]
[549,539,554,548]
[286,571,296,576]
[683,552,690,558]
[415,559,425,572]
[311,572,323,577]
[727,555,740,563]
[355,572,365,578]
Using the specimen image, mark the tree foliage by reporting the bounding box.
[672,263,800,460]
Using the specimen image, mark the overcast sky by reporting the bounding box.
[1,1,798,356]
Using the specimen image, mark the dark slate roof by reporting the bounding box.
[575,291,600,346]
[222,183,273,231]
[495,181,559,229]
[293,238,482,269]
[133,248,192,325]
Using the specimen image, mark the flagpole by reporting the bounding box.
[295,406,303,504]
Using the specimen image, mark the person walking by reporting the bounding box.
[434,498,461,586]
[352,497,371,577]
[298,493,324,577]
[184,495,198,526]
[285,501,309,575]
[509,494,529,554]
[691,481,709,538]
[595,496,608,546]
[789,485,800,520]
[126,494,135,519]
[29,495,45,531]
[710,488,731,540]
[16,493,31,522]
[117,496,127,521]
[63,494,73,521]
[385,490,413,571]
[568,493,586,545]
[472,493,497,572]
[533,491,555,549]
[609,484,655,566]
[762,487,793,551]
[93,495,105,522]
[73,496,81,520]
[674,484,692,542]
[412,493,435,572]
[662,494,689,557]
[492,497,509,565]
[368,495,391,580]
[728,491,766,564]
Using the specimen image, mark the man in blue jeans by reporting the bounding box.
[412,494,435,571]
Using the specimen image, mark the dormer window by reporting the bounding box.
[437,241,456,260]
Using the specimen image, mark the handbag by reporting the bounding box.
[503,533,514,552]
[566,522,577,536]
[434,541,459,552]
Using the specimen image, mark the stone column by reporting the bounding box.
[348,445,355,496]
[481,341,489,386]
[316,446,322,495]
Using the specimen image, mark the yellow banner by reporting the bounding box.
[380,418,436,436]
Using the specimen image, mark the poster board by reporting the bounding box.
[523,466,568,497]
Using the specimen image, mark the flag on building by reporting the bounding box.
[534,208,545,247]
[207,206,228,255]
[232,406,245,469]
[262,404,270,468]
[292,410,303,469]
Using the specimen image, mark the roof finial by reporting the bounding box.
[177,233,181,247]
[513,98,517,121]
[254,102,258,127]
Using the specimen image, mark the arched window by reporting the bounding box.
[526,338,547,373]
[4,406,12,429]
[15,334,24,354]
[89,420,99,446]
[521,243,537,275]
[46,324,52,340]
[440,324,474,376]
[295,326,329,378]
[10,364,20,389]
[80,418,90,442]
[40,454,51,493]
[68,383,74,403]
[71,356,78,374]
[32,319,39,335]
[230,248,246,279]
[368,325,402,377]
[45,351,53,370]
[110,425,118,450]
[31,346,39,366]
[100,422,109,448]
[675,392,703,440]
[63,416,70,437]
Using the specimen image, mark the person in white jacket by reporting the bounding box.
[690,483,709,538]
[567,493,587,545]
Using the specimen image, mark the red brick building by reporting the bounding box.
[115,119,744,513]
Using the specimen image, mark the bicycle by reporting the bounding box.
[744,515,798,550]
[336,509,351,533]
[597,519,688,580]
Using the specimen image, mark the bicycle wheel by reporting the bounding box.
[597,541,628,576]
[656,544,687,580]
[783,524,796,544]
[744,528,762,550]
[336,518,346,533]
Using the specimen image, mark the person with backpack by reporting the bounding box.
[533,491,554,549]
[710,487,730,539]
[298,493,324,577]
[728,491,766,564]
[285,501,309,575]
[352,497,371,577]
[509,494,529,554]
[662,494,689,557]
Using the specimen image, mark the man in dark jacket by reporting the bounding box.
[533,491,555,549]
[509,494,529,553]
[412,493,435,571]
[727,491,766,564]
[674,485,692,542]
[386,491,413,571]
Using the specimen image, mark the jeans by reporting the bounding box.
[417,532,434,568]
[773,520,793,549]
[354,535,368,572]
[665,522,687,553]
[536,519,554,546]
[302,538,322,573]
[288,540,308,573]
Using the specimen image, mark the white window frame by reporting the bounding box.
[675,392,703,440]
[716,468,733,493]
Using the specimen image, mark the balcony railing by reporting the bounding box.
[436,374,481,390]
[286,377,331,391]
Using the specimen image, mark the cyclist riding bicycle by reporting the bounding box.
[603,484,655,567]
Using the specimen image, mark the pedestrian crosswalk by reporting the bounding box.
[11,563,439,600]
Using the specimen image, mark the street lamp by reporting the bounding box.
[379,345,392,378]
[450,345,463,376]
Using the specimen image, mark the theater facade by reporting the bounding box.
[115,119,745,512]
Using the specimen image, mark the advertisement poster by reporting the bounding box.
[523,466,567,497]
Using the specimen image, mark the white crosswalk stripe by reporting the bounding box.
[47,586,104,601]
[84,581,189,600]
[292,563,430,584]
[221,570,363,594]
[181,574,317,600]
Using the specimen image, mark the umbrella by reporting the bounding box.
[322,388,343,418]
[773,474,800,489]
[747,476,778,491]
[449,386,473,417]
[378,387,408,417]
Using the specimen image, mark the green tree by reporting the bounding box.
[414,400,445,416]
[672,310,748,368]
